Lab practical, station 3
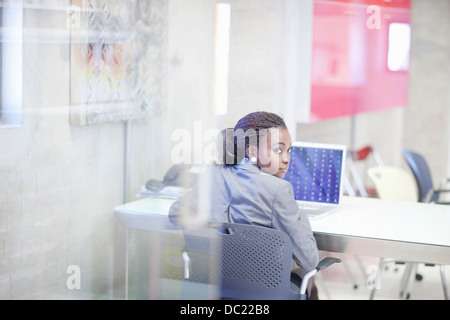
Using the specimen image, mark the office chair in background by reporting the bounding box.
[368,166,418,202]
[367,166,418,300]
[401,149,449,300]
[367,166,448,300]
[402,149,450,204]
[345,145,384,197]
[181,222,341,300]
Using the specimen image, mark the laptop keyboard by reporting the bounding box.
[297,203,325,211]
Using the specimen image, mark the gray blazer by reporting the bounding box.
[169,161,320,271]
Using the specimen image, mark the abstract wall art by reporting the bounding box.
[69,0,167,125]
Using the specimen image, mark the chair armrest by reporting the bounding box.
[299,257,342,298]
[182,251,191,279]
[299,269,317,298]
[435,189,450,193]
[427,189,450,203]
[316,257,342,271]
[426,189,450,203]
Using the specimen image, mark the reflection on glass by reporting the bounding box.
[388,23,411,72]
[213,3,231,116]
[1,4,23,127]
[127,228,220,300]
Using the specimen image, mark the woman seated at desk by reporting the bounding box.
[169,111,320,299]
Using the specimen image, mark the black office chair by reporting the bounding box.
[402,149,450,204]
[180,222,341,300]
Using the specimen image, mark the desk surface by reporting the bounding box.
[310,196,450,247]
[114,196,450,264]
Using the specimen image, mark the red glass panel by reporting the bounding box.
[309,1,411,122]
[320,0,410,9]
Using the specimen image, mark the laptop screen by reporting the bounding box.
[283,142,346,205]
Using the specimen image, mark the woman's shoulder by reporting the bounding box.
[212,162,293,194]
[235,164,292,189]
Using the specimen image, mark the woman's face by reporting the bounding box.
[252,127,292,178]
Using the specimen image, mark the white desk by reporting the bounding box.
[114,195,450,264]
[310,196,450,265]
[113,195,450,298]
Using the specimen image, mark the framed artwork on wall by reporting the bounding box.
[69,0,167,126]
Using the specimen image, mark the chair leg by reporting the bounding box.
[355,255,367,281]
[399,263,410,297]
[340,253,359,289]
[400,263,415,299]
[369,257,384,300]
[315,273,332,300]
[440,265,449,300]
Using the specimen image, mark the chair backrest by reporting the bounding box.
[182,222,299,300]
[367,166,418,202]
[401,149,435,202]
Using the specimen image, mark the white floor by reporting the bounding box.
[316,253,448,300]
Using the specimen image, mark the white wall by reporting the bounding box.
[402,0,450,185]
[226,0,313,140]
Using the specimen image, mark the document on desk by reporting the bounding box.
[137,185,187,199]
[115,197,176,216]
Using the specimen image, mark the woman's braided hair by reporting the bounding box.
[219,111,287,166]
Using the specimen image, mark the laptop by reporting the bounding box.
[283,141,347,219]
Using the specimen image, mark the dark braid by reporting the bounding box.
[219,112,287,166]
